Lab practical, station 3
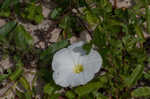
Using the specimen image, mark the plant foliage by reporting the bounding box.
[0,0,150,98]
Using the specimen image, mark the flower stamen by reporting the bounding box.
[73,64,84,73]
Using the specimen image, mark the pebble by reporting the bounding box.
[0,19,6,27]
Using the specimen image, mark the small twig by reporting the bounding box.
[75,9,93,38]
[114,0,117,8]
[77,16,93,38]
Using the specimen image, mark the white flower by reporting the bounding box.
[52,41,102,87]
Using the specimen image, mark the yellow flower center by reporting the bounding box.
[73,64,84,74]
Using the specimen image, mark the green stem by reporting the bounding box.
[145,0,150,34]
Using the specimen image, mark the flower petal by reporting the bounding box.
[53,71,70,87]
[66,71,94,87]
[81,49,102,74]
[52,48,74,72]
[53,68,94,87]
[68,41,86,64]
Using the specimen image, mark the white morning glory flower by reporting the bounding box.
[52,41,102,87]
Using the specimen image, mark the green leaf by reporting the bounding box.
[133,0,149,10]
[0,74,9,82]
[50,7,63,20]
[143,71,150,80]
[60,16,83,34]
[77,0,86,7]
[13,24,33,50]
[75,82,102,96]
[93,25,106,47]
[0,68,12,82]
[0,21,17,42]
[43,83,60,95]
[20,3,44,24]
[38,68,52,82]
[135,25,145,42]
[9,59,24,81]
[59,16,71,29]
[16,89,25,99]
[125,64,144,87]
[19,76,30,90]
[0,10,11,17]
[0,21,16,34]
[93,91,108,99]
[25,91,32,99]
[85,11,99,25]
[40,40,68,63]
[1,0,19,9]
[1,0,11,9]
[9,66,23,81]
[122,35,137,52]
[131,87,150,97]
[49,93,61,99]
[65,91,76,99]
[82,42,92,54]
[96,94,108,99]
